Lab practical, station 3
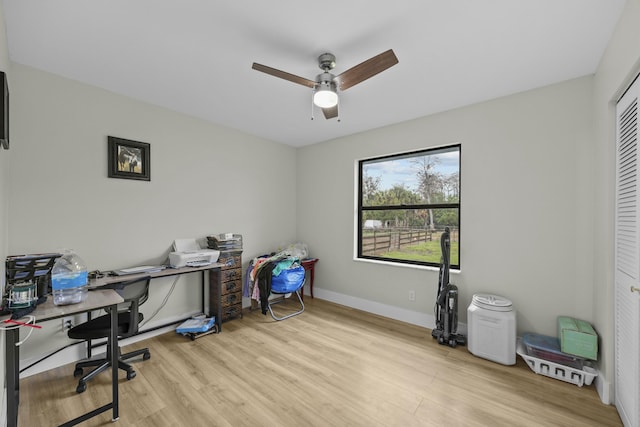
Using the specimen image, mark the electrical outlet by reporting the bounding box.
[409,290,415,301]
[61,316,74,331]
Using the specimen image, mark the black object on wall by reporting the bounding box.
[0,71,8,150]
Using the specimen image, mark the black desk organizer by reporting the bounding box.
[3,253,61,317]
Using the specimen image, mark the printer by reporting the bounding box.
[169,238,220,268]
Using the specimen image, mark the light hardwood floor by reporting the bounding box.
[18,297,622,426]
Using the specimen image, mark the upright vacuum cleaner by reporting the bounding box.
[431,227,466,348]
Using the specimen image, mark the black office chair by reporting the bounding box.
[67,277,151,393]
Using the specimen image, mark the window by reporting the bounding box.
[357,144,461,269]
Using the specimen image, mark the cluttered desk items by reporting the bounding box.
[207,233,243,250]
[2,240,229,427]
[169,238,220,268]
[2,253,62,318]
[2,252,124,426]
[112,265,166,276]
[3,289,124,427]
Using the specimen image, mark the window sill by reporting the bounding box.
[354,256,461,274]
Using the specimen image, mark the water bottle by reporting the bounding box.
[51,250,88,305]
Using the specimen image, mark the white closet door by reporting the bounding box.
[615,75,640,427]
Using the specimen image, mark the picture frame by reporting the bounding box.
[107,136,150,181]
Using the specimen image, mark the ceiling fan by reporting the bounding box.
[252,49,398,120]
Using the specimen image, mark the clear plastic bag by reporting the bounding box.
[280,242,308,259]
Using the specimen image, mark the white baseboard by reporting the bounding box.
[312,287,468,335]
[595,373,611,405]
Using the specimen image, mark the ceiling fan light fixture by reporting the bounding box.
[253,49,397,119]
[313,82,338,108]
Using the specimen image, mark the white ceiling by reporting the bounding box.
[2,0,626,147]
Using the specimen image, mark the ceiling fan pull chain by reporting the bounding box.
[310,93,315,120]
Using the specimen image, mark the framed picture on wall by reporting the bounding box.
[107,136,150,181]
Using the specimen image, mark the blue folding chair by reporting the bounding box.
[267,265,306,321]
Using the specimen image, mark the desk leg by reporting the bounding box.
[6,327,19,427]
[201,271,206,316]
[58,304,120,427]
[110,304,119,421]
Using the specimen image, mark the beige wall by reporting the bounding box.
[296,76,595,335]
[7,62,298,374]
[295,0,640,405]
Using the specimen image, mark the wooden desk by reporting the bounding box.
[4,290,124,427]
[300,258,319,299]
[4,264,225,426]
[89,263,225,332]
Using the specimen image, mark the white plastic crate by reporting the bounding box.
[517,339,597,387]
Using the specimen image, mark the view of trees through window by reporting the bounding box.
[358,144,461,268]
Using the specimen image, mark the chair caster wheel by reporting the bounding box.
[449,339,457,348]
[126,370,136,380]
[76,381,87,393]
[143,351,151,360]
[73,367,83,377]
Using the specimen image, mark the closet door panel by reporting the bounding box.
[615,76,640,427]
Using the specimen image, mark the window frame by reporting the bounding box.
[356,144,461,269]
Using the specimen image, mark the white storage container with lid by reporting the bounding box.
[467,293,516,365]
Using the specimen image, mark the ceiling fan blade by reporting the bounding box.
[322,105,339,119]
[252,62,316,88]
[337,49,399,91]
